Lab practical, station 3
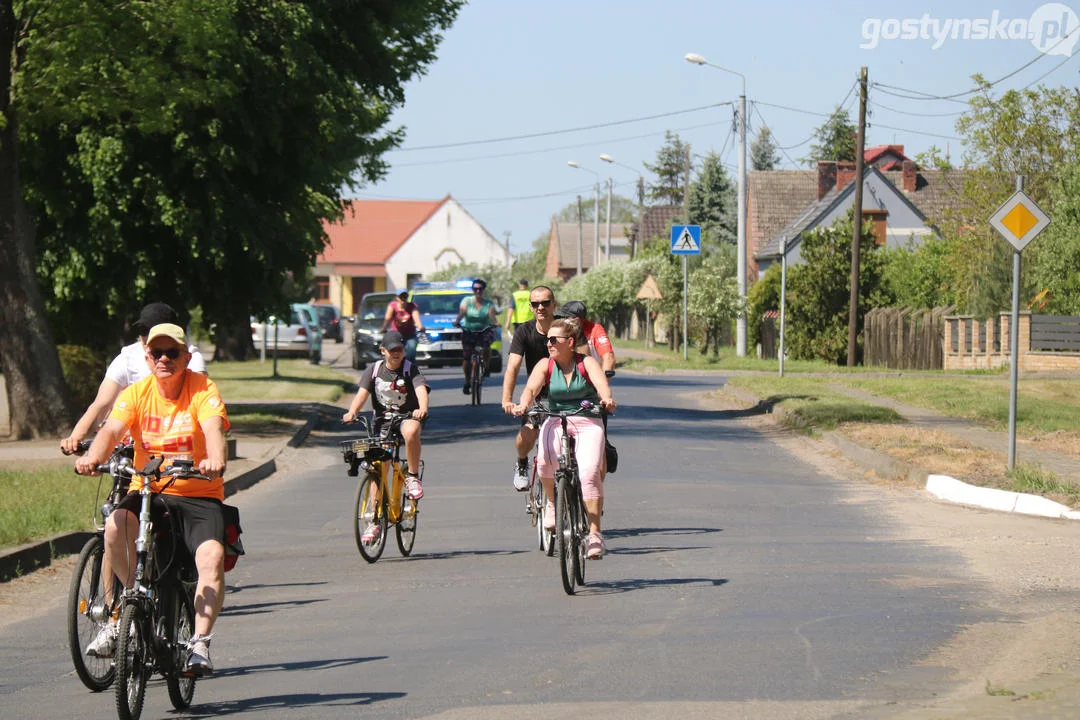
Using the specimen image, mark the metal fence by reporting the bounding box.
[1030,315,1080,351]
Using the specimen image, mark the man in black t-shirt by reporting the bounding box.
[501,285,557,491]
[343,331,429,503]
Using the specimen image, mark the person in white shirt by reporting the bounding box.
[60,303,206,454]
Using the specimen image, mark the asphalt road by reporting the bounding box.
[0,369,989,719]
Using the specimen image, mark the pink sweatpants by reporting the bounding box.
[536,415,605,499]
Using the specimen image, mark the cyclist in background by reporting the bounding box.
[554,300,616,375]
[511,317,616,559]
[61,302,207,454]
[502,285,557,491]
[380,289,425,362]
[504,278,534,335]
[454,278,498,395]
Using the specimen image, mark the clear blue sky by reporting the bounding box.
[356,0,1080,255]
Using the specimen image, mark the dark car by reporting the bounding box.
[312,303,344,343]
[352,291,395,370]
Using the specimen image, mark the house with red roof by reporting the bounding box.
[314,195,511,314]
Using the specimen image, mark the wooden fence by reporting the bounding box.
[864,306,954,370]
[1030,315,1080,352]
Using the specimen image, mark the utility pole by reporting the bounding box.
[633,176,645,260]
[846,66,868,367]
[736,92,747,357]
[604,177,613,262]
[503,230,512,268]
[593,182,600,268]
[576,195,584,277]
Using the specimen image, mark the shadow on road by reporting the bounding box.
[226,581,328,594]
[182,691,404,716]
[221,597,329,617]
[383,548,529,562]
[605,545,712,556]
[603,527,722,539]
[212,655,386,680]
[579,577,729,596]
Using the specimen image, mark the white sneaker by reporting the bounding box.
[405,475,424,500]
[86,621,118,658]
[513,461,529,491]
[543,500,556,531]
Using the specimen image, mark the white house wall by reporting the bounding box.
[384,199,511,291]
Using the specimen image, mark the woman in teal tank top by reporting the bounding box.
[454,279,499,394]
[511,318,616,559]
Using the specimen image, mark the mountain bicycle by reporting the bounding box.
[64,440,134,692]
[341,412,421,563]
[108,456,212,720]
[461,325,496,406]
[528,402,606,595]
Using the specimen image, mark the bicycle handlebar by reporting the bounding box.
[526,401,607,422]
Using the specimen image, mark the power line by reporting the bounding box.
[750,103,803,168]
[390,102,732,152]
[388,120,726,168]
[867,97,966,118]
[869,121,961,141]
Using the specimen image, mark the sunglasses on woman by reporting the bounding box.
[546,335,571,345]
[149,347,181,361]
[530,300,552,309]
[472,287,484,293]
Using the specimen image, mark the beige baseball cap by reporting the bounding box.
[145,323,186,346]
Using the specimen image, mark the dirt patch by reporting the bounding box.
[1022,429,1080,461]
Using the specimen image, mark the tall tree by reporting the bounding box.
[803,106,857,165]
[686,151,736,251]
[0,0,73,438]
[555,193,636,223]
[18,0,463,356]
[750,127,780,170]
[644,130,691,205]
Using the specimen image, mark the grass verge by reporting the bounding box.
[724,375,903,431]
[0,462,103,548]
[208,358,352,402]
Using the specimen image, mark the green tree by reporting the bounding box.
[686,151,736,251]
[803,106,857,165]
[644,130,691,206]
[19,0,462,358]
[688,249,739,355]
[747,263,782,350]
[786,211,892,364]
[555,193,636,223]
[750,126,780,170]
[881,235,958,310]
[1028,161,1080,314]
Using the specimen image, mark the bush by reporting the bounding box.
[57,345,106,409]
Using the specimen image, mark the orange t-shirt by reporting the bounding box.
[110,371,231,499]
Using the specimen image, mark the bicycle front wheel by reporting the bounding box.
[67,534,116,691]
[574,491,587,586]
[471,356,482,406]
[114,603,150,720]
[395,473,419,557]
[555,474,576,595]
[354,471,387,562]
[166,585,196,709]
[543,479,556,556]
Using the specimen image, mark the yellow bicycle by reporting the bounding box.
[341,412,420,562]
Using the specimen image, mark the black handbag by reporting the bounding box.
[605,439,618,474]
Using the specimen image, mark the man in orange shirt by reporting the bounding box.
[76,323,229,676]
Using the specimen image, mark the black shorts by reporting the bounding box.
[116,492,225,555]
[461,329,495,359]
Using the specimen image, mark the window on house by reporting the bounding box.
[313,276,330,302]
[406,273,422,289]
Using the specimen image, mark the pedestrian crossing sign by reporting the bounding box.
[670,224,701,255]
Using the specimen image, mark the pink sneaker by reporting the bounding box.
[361,522,380,544]
[405,475,424,501]
[585,532,605,560]
[543,500,555,531]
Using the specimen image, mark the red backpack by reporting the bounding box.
[544,353,593,388]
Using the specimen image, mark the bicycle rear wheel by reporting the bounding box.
[395,467,419,556]
[543,478,556,556]
[114,603,150,720]
[556,474,576,595]
[166,585,196,709]
[354,471,388,562]
[471,355,482,406]
[574,492,587,586]
[67,534,117,691]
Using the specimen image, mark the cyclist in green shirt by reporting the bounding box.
[454,278,498,394]
[504,278,534,335]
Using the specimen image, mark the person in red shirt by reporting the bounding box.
[381,289,425,361]
[554,301,616,374]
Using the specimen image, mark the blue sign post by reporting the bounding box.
[670,225,701,360]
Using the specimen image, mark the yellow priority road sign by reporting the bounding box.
[989,190,1050,252]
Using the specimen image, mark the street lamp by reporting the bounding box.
[686,51,748,357]
[600,153,645,261]
[568,160,602,268]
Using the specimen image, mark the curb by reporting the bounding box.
[0,410,322,583]
[717,384,1079,522]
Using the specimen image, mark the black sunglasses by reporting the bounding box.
[149,347,181,361]
[546,336,570,345]
[530,300,552,309]
[472,287,484,292]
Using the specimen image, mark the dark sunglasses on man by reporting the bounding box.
[530,300,552,309]
[149,347,182,361]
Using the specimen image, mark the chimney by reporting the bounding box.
[902,160,918,192]
[817,161,837,200]
[836,161,857,191]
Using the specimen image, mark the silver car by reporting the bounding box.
[251,303,323,362]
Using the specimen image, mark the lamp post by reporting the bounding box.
[568,161,602,268]
[685,52,748,357]
[600,153,645,261]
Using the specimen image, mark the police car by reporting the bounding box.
[410,279,503,371]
